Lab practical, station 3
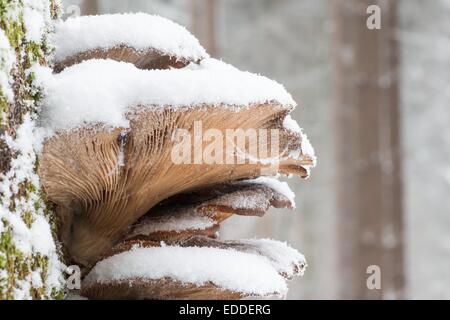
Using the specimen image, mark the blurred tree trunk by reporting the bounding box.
[82,0,99,15]
[191,0,217,56]
[333,0,404,299]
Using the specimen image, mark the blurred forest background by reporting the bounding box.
[61,0,450,299]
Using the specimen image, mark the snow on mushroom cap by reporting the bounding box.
[130,209,216,236]
[39,58,296,132]
[235,238,307,278]
[283,115,316,163]
[84,245,288,297]
[239,176,296,206]
[299,129,316,165]
[52,13,208,63]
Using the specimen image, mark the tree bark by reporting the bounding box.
[333,0,404,299]
[0,0,63,300]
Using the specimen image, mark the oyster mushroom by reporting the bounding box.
[52,13,208,72]
[39,13,316,299]
[124,177,296,242]
[39,59,314,268]
[82,238,306,300]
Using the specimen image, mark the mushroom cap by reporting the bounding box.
[82,238,305,300]
[123,177,296,242]
[81,177,306,300]
[53,46,194,73]
[52,13,208,72]
[39,59,314,268]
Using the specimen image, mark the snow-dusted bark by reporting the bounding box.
[0,0,64,299]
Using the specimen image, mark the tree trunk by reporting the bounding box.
[333,0,404,299]
[0,0,63,300]
[81,0,99,15]
[190,0,218,56]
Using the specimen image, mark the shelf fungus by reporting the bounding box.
[52,13,208,72]
[39,13,316,299]
[82,238,306,300]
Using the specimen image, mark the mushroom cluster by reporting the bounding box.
[39,13,316,299]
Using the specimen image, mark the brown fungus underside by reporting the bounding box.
[39,104,312,269]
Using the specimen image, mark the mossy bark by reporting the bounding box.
[0,0,64,300]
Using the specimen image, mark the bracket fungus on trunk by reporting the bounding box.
[38,13,316,299]
[82,238,306,300]
[123,177,296,242]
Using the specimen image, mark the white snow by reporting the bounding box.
[52,13,208,63]
[240,177,296,206]
[0,29,15,102]
[29,215,57,254]
[185,58,239,71]
[283,115,301,133]
[23,0,48,43]
[84,245,288,297]
[212,191,273,211]
[40,58,296,132]
[128,208,216,237]
[30,270,43,288]
[282,115,317,168]
[236,238,307,278]
[300,129,316,164]
[117,149,125,167]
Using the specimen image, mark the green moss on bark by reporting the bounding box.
[0,0,64,300]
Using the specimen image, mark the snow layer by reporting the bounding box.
[241,177,296,205]
[129,208,216,237]
[212,191,275,211]
[282,115,316,164]
[237,239,306,278]
[84,245,288,296]
[283,115,301,133]
[0,29,15,102]
[40,58,296,132]
[52,13,208,63]
[23,0,51,43]
[300,129,316,164]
